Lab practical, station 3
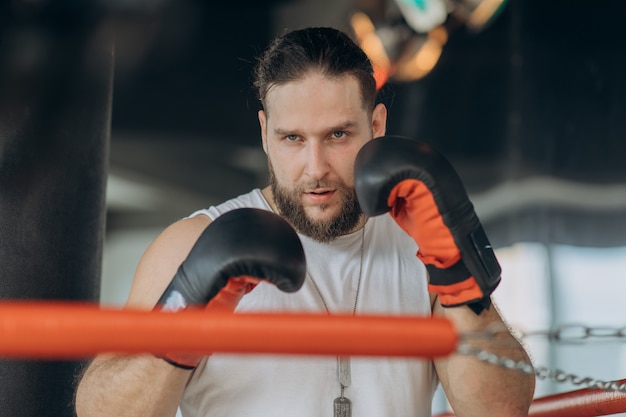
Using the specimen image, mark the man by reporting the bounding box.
[75,27,535,417]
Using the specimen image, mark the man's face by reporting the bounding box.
[258,73,386,242]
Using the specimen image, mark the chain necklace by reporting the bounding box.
[306,224,366,417]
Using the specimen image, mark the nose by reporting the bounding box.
[303,141,330,181]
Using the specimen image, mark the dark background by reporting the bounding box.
[3,0,626,245]
[104,0,626,247]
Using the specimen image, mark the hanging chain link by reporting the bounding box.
[519,324,626,344]
[457,324,626,392]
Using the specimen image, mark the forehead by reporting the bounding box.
[264,73,368,127]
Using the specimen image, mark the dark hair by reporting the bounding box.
[253,27,377,113]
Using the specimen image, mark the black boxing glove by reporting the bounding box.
[354,136,500,315]
[156,208,306,369]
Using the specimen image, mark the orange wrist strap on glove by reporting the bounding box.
[354,135,501,314]
[156,208,306,369]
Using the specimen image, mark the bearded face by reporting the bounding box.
[269,160,364,243]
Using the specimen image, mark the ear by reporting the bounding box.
[258,109,268,154]
[371,103,387,138]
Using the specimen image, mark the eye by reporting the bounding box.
[284,134,300,142]
[331,131,347,139]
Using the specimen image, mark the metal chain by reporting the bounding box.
[520,324,626,344]
[457,324,626,392]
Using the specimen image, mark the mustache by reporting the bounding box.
[295,180,351,192]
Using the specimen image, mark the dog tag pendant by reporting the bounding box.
[335,357,352,417]
[333,397,352,417]
[334,395,352,417]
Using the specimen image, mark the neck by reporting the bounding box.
[261,186,279,213]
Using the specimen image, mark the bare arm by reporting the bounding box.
[76,354,190,417]
[432,296,535,417]
[75,215,212,417]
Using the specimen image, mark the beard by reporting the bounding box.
[268,161,364,243]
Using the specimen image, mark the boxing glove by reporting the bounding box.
[354,136,500,314]
[157,208,306,369]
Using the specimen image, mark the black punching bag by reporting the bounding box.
[0,3,112,417]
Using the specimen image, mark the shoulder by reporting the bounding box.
[189,188,271,220]
[124,189,270,309]
[125,215,212,309]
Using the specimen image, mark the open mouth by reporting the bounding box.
[305,189,335,202]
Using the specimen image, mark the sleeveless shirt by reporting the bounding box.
[179,189,438,417]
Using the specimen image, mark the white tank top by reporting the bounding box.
[180,189,438,417]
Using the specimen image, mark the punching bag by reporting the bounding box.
[0,3,113,416]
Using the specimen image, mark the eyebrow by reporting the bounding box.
[273,121,358,136]
[273,127,297,136]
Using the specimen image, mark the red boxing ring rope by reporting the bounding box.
[4,302,626,416]
[0,302,457,359]
[528,381,626,417]
[435,383,626,417]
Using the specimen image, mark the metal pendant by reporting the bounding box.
[334,396,352,417]
[337,356,351,387]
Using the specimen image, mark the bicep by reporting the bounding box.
[124,215,212,310]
